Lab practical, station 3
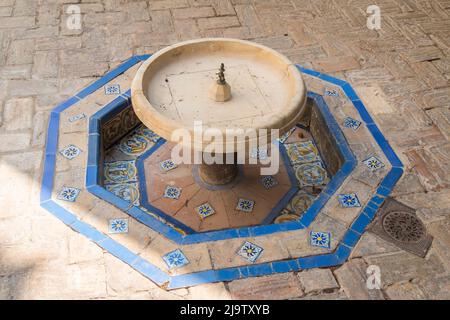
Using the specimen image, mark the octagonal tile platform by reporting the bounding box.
[40,55,403,289]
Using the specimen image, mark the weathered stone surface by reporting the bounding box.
[385,281,427,300]
[228,273,304,300]
[298,269,339,294]
[334,259,385,300]
[3,97,34,130]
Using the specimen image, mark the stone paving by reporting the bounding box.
[0,0,450,300]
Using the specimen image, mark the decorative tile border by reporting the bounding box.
[40,56,403,289]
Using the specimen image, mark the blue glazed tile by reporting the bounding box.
[88,117,100,134]
[343,117,362,131]
[52,96,80,113]
[60,144,81,160]
[87,133,101,166]
[68,113,86,123]
[131,256,170,286]
[168,270,218,289]
[40,154,56,203]
[335,245,352,262]
[57,186,81,202]
[195,202,215,219]
[71,220,106,242]
[341,229,361,248]
[342,82,360,101]
[237,241,263,263]
[366,124,403,167]
[261,175,278,189]
[236,198,255,213]
[163,249,189,269]
[163,186,182,200]
[108,218,129,234]
[41,201,78,226]
[45,112,60,156]
[215,268,242,282]
[85,165,99,187]
[88,185,131,211]
[324,88,339,96]
[350,213,372,234]
[98,237,139,267]
[246,263,273,277]
[104,83,121,95]
[363,156,385,172]
[338,193,361,208]
[380,167,404,191]
[159,159,177,172]
[310,231,331,249]
[352,100,375,124]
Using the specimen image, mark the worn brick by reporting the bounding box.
[197,16,240,30]
[3,97,34,130]
[228,273,304,300]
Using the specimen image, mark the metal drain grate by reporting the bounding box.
[368,198,432,257]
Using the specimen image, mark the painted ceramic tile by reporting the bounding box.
[195,202,215,219]
[285,140,320,164]
[135,125,160,143]
[104,160,137,185]
[294,161,328,186]
[363,155,385,172]
[236,198,255,213]
[325,88,339,96]
[57,186,81,202]
[287,190,316,214]
[108,218,129,234]
[261,175,278,189]
[104,83,121,95]
[338,193,361,208]
[343,117,362,131]
[310,231,331,249]
[164,186,182,200]
[68,113,86,122]
[105,183,140,206]
[163,249,189,269]
[118,134,148,155]
[237,241,263,263]
[160,159,177,172]
[60,144,81,160]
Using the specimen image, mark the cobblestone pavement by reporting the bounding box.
[1,0,450,300]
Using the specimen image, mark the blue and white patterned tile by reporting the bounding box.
[118,134,148,155]
[105,183,140,206]
[324,88,339,97]
[164,186,182,200]
[160,159,177,172]
[68,113,86,123]
[236,198,255,212]
[261,175,278,189]
[60,144,81,160]
[108,218,129,234]
[57,186,81,202]
[163,249,189,269]
[104,84,121,95]
[294,161,328,186]
[310,231,331,249]
[338,193,361,208]
[236,241,263,263]
[195,202,215,219]
[362,155,385,172]
[104,160,137,185]
[285,140,320,164]
[343,117,362,131]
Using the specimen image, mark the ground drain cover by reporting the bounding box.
[369,197,432,257]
